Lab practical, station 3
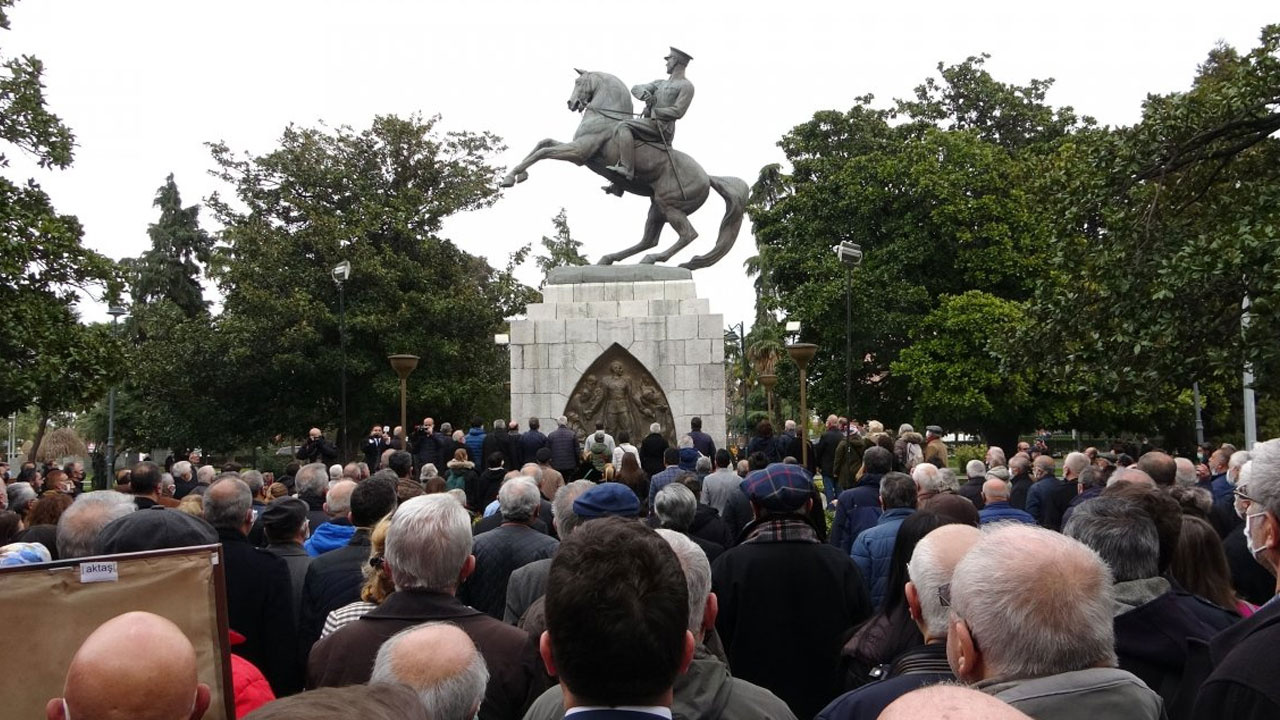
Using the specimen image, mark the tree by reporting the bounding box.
[0,0,120,454]
[204,114,531,454]
[126,174,214,317]
[1027,25,1280,430]
[534,208,587,285]
[747,57,1083,430]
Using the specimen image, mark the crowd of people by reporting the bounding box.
[2,412,1279,720]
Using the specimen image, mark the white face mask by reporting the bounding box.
[1245,511,1270,559]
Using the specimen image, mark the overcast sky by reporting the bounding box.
[7,1,1275,331]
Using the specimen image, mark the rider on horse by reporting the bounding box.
[604,47,695,193]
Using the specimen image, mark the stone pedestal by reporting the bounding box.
[509,267,726,447]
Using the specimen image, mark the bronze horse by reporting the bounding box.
[499,70,748,270]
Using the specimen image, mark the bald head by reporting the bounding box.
[1136,451,1176,487]
[325,479,358,517]
[370,622,488,720]
[880,685,1031,720]
[309,427,322,440]
[981,478,1010,503]
[50,612,209,720]
[1107,467,1155,488]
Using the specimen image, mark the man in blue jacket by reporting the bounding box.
[977,478,1035,525]
[851,472,917,607]
[830,446,892,554]
[463,417,486,464]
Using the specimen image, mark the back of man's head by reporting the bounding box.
[351,477,398,528]
[486,452,504,469]
[714,449,732,469]
[1063,498,1159,582]
[498,477,540,523]
[911,463,941,493]
[880,472,918,510]
[528,417,540,431]
[1062,452,1090,479]
[1008,454,1030,475]
[239,684,426,720]
[1033,455,1056,477]
[655,529,712,637]
[981,478,1010,504]
[690,417,702,431]
[1136,451,1176,487]
[863,445,892,475]
[544,517,691,706]
[171,460,193,480]
[880,685,1032,720]
[296,463,329,496]
[196,465,217,485]
[204,477,252,532]
[370,622,488,720]
[326,479,358,518]
[949,524,1115,682]
[654,483,697,532]
[242,470,265,497]
[1100,480,1183,573]
[551,480,596,538]
[907,524,981,639]
[965,459,986,479]
[56,491,137,559]
[663,447,680,467]
[389,451,414,479]
[50,611,210,720]
[386,494,472,592]
[129,461,162,496]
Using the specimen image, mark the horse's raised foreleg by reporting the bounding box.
[500,138,593,187]
[598,202,664,265]
[640,202,698,264]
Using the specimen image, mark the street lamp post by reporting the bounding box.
[726,322,749,452]
[758,373,777,424]
[332,261,351,455]
[388,354,419,453]
[105,305,128,486]
[834,241,863,416]
[786,342,818,469]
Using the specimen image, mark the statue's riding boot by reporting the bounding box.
[604,135,636,182]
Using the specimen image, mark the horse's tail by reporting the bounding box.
[681,175,749,270]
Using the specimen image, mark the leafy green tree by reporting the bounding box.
[0,0,120,453]
[747,57,1082,430]
[534,208,587,284]
[205,114,530,454]
[1027,25,1280,431]
[126,174,214,318]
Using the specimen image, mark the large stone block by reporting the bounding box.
[680,298,711,316]
[534,320,565,345]
[710,339,724,364]
[510,320,534,345]
[700,363,724,390]
[523,344,547,370]
[565,318,597,344]
[628,341,659,369]
[574,283,606,302]
[667,315,699,340]
[526,303,556,320]
[664,280,696,301]
[675,364,700,390]
[509,345,524,370]
[648,299,682,317]
[658,340,685,366]
[698,313,724,340]
[634,317,666,342]
[618,299,649,318]
[542,285,574,304]
[597,318,634,347]
[685,338,711,365]
[633,281,666,301]
[583,301,620,319]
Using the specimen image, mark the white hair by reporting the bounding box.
[386,495,473,592]
[519,463,543,482]
[328,464,343,480]
[907,526,979,637]
[655,529,710,633]
[370,622,489,720]
[296,463,330,496]
[985,446,1007,468]
[650,422,661,433]
[654,483,697,532]
[784,419,796,431]
[965,459,987,479]
[678,434,694,449]
[1062,452,1089,477]
[1174,457,1197,487]
[196,464,217,484]
[159,472,175,489]
[898,423,914,436]
[419,463,439,481]
[171,460,193,479]
[498,477,540,522]
[951,524,1116,679]
[912,463,941,492]
[1248,439,1280,519]
[56,491,137,558]
[1228,450,1251,486]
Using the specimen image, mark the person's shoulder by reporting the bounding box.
[723,676,799,719]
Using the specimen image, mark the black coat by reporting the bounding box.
[298,528,372,657]
[296,437,339,465]
[1192,597,1280,720]
[816,429,844,479]
[363,434,391,469]
[640,432,669,477]
[469,467,507,511]
[957,476,986,510]
[481,429,511,468]
[408,429,445,469]
[1008,472,1033,510]
[217,528,301,695]
[518,430,548,466]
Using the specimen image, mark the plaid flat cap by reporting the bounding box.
[740,464,813,512]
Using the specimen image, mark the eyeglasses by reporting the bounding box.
[368,556,384,569]
[1235,488,1257,505]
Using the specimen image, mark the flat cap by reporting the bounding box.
[96,507,218,554]
[926,425,944,435]
[573,482,640,519]
[260,497,308,535]
[740,464,813,512]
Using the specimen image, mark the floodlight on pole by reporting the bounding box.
[333,261,351,454]
[834,240,863,418]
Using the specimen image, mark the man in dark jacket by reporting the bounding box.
[464,418,487,464]
[712,463,872,719]
[262,497,312,623]
[205,476,301,696]
[816,415,845,498]
[504,420,524,468]
[640,422,670,477]
[519,417,548,467]
[481,419,511,469]
[459,477,558,618]
[296,427,339,466]
[471,452,508,512]
[408,417,446,474]
[297,477,399,656]
[1065,498,1220,718]
[363,424,391,470]
[830,446,892,555]
[956,460,987,510]
[850,472,917,607]
[308,494,538,720]
[1007,454,1034,510]
[687,416,716,459]
[546,416,580,480]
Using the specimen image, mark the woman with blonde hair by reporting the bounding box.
[321,516,394,637]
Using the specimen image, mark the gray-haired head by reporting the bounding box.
[950,524,1116,681]
[419,464,439,481]
[1063,452,1090,479]
[695,455,712,474]
[493,419,506,431]
[1174,457,1197,487]
[898,423,914,436]
[880,472,918,509]
[241,469,264,496]
[370,621,488,720]
[1063,497,1159,582]
[204,477,252,531]
[1008,454,1030,474]
[498,477,540,523]
[936,467,960,493]
[171,460,193,480]
[296,462,330,496]
[911,463,941,493]
[907,524,981,638]
[655,529,711,635]
[1245,439,1280,529]
[985,446,1007,468]
[326,479,357,517]
[56,491,137,558]
[519,463,544,483]
[1228,450,1251,486]
[7,481,36,514]
[654,482,697,532]
[678,434,694,449]
[650,422,661,434]
[196,465,217,485]
[386,495,473,592]
[551,480,595,538]
[965,460,987,479]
